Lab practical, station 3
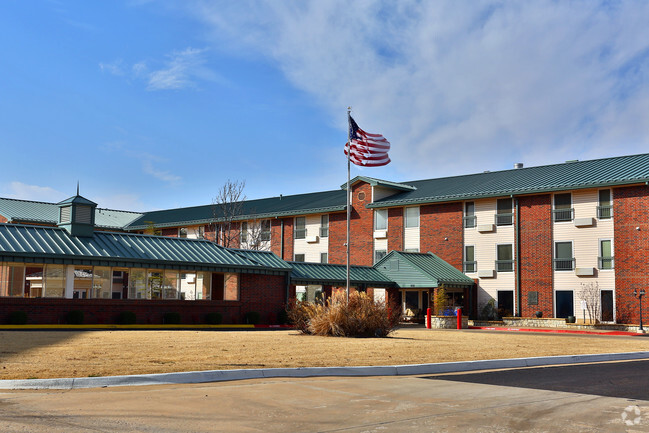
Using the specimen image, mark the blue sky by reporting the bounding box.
[1,1,649,211]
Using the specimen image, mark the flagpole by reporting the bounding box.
[346,107,351,300]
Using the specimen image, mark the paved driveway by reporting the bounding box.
[0,360,648,432]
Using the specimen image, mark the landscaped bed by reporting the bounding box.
[0,328,647,380]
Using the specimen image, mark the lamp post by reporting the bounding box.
[633,289,646,333]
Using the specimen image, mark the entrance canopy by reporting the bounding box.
[375,251,475,289]
[288,261,395,288]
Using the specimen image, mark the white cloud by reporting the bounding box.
[142,158,182,183]
[99,60,125,76]
[100,47,225,91]
[3,182,67,202]
[187,0,649,178]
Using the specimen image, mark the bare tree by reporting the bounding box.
[211,180,246,248]
[578,281,601,324]
[242,218,271,251]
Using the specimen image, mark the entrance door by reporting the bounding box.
[555,290,574,318]
[497,291,514,317]
[601,290,614,322]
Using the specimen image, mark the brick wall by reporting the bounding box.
[329,212,347,265]
[239,273,288,323]
[420,202,463,269]
[518,194,553,318]
[0,298,243,325]
[271,218,294,261]
[0,214,7,223]
[614,185,649,324]
[349,183,374,266]
[388,207,404,252]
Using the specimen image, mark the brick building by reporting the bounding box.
[3,152,649,325]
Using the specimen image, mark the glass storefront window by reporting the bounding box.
[73,268,93,299]
[25,266,43,297]
[44,265,65,298]
[148,271,164,299]
[196,272,211,300]
[0,263,25,297]
[129,268,147,299]
[163,271,179,299]
[93,267,112,299]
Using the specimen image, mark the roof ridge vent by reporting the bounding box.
[514,163,524,169]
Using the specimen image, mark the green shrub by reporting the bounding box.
[117,311,137,325]
[245,311,261,325]
[289,292,400,338]
[163,312,181,324]
[9,310,28,325]
[66,310,84,325]
[205,312,222,325]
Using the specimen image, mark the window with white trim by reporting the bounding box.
[405,207,419,228]
[375,209,387,231]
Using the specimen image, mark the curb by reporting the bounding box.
[2,351,648,390]
[468,326,643,336]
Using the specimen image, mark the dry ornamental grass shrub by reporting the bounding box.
[289,292,400,338]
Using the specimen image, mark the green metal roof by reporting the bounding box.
[126,189,347,230]
[0,223,289,274]
[288,261,395,287]
[0,198,142,229]
[57,195,97,206]
[368,153,649,208]
[230,248,292,270]
[342,176,417,192]
[375,251,475,288]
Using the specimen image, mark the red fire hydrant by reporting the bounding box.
[426,308,432,329]
[456,307,462,330]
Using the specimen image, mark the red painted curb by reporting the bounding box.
[468,326,641,336]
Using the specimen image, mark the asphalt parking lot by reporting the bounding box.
[0,359,647,432]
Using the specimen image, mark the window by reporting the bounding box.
[374,249,387,263]
[375,209,387,231]
[295,217,306,239]
[496,198,513,226]
[464,202,476,228]
[320,215,329,237]
[320,252,328,264]
[179,227,188,238]
[128,268,147,299]
[599,239,614,269]
[260,220,271,242]
[43,264,66,298]
[553,193,573,222]
[554,241,574,270]
[464,246,476,273]
[598,189,612,219]
[496,244,514,272]
[179,271,211,300]
[405,248,419,253]
[294,254,305,262]
[92,267,112,299]
[0,263,24,297]
[405,207,419,228]
[197,226,205,239]
[240,222,248,243]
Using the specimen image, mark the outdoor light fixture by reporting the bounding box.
[633,289,646,333]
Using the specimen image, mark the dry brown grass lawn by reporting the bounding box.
[0,328,648,380]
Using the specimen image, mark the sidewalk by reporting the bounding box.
[468,325,647,336]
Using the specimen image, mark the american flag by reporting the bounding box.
[344,115,391,167]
